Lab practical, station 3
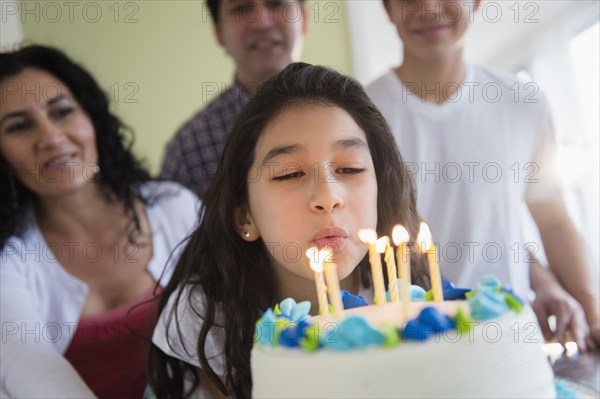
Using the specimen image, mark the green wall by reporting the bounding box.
[19,0,352,174]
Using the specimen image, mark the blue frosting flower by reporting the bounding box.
[441,279,471,300]
[401,306,456,341]
[409,285,427,301]
[386,280,428,302]
[468,276,509,320]
[255,308,278,346]
[341,290,369,309]
[255,298,312,346]
[554,379,577,399]
[476,274,502,292]
[279,324,303,348]
[321,316,385,351]
[277,298,311,323]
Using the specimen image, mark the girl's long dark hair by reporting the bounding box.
[147,63,428,398]
[0,45,151,248]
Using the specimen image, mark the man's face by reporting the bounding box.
[215,0,307,88]
[385,0,480,61]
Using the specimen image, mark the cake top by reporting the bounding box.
[253,275,524,352]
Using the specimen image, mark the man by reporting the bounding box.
[366,0,599,350]
[161,0,308,197]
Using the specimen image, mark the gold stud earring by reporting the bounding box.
[243,231,250,239]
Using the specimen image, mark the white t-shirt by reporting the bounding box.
[366,65,562,297]
[0,181,199,398]
[152,282,374,397]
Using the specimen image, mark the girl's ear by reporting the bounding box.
[233,206,260,242]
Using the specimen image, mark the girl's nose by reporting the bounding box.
[309,170,344,213]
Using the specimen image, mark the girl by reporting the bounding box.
[0,46,198,398]
[148,63,429,398]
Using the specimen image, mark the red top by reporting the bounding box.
[64,289,161,398]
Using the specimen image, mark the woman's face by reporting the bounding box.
[0,68,98,197]
[244,104,378,283]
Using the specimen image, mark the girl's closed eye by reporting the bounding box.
[337,167,365,175]
[271,170,305,182]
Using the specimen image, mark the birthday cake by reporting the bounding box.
[251,276,556,398]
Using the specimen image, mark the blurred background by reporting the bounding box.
[1,0,598,267]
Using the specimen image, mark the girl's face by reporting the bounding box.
[244,104,378,282]
[0,68,98,197]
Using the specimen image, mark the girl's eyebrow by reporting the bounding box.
[261,137,370,166]
[334,138,369,152]
[261,144,304,166]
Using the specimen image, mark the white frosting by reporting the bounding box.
[251,304,556,398]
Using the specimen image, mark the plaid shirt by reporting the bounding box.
[160,82,250,198]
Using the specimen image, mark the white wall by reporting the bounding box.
[0,0,23,49]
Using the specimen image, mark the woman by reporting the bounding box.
[0,45,198,398]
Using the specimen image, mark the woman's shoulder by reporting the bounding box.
[141,181,200,207]
[141,181,201,222]
[1,235,28,278]
[1,210,40,276]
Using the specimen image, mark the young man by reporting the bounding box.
[366,0,599,350]
[161,0,308,198]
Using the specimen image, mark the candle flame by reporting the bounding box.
[306,247,324,273]
[375,236,388,253]
[306,247,334,272]
[358,228,377,245]
[417,222,433,252]
[392,225,409,245]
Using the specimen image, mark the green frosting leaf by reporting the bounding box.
[382,324,400,347]
[425,290,433,301]
[453,308,474,335]
[299,324,321,352]
[503,293,524,313]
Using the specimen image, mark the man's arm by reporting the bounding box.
[528,199,600,349]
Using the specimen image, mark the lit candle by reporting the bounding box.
[377,236,399,302]
[392,225,411,320]
[306,247,329,316]
[417,222,443,302]
[321,248,344,318]
[358,229,387,305]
